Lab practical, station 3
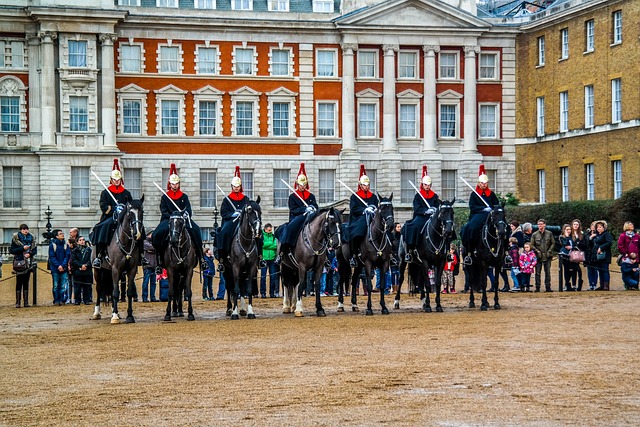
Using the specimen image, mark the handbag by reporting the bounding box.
[596,251,606,261]
[569,250,585,263]
[12,258,28,273]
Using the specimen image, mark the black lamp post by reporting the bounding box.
[212,205,219,229]
[211,205,219,259]
[43,205,53,241]
[34,205,54,306]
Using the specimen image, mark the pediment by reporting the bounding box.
[193,85,224,96]
[230,86,262,96]
[117,83,149,94]
[266,87,298,97]
[154,84,187,95]
[335,0,489,29]
[397,89,422,98]
[356,88,382,98]
[437,89,463,99]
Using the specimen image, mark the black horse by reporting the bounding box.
[91,197,145,324]
[338,194,394,316]
[395,199,456,312]
[161,212,198,321]
[465,204,508,310]
[280,207,342,317]
[221,198,262,320]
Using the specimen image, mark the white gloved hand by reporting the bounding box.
[483,207,492,212]
[305,205,316,214]
[365,205,376,215]
[231,210,241,219]
[426,207,436,215]
[182,211,190,220]
[115,204,124,215]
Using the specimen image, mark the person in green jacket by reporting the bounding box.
[260,224,280,298]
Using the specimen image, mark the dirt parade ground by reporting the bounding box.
[0,261,638,426]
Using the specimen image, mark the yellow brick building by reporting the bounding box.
[515,0,640,203]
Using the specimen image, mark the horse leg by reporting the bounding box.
[380,263,389,315]
[394,260,406,309]
[281,267,292,314]
[110,269,121,324]
[186,270,195,321]
[125,269,136,324]
[364,263,374,316]
[480,266,489,311]
[468,265,476,308]
[224,270,233,317]
[294,272,305,317]
[435,263,444,313]
[493,264,501,310]
[91,271,101,320]
[314,266,326,317]
[247,267,256,319]
[351,265,360,312]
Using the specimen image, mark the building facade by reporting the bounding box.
[0,0,519,242]
[514,0,640,203]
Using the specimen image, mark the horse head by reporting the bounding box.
[376,193,395,232]
[169,211,186,247]
[437,199,456,239]
[490,203,508,241]
[325,207,343,249]
[243,197,262,239]
[125,195,145,241]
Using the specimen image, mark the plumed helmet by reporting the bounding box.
[110,159,123,182]
[167,163,180,189]
[478,164,489,184]
[295,163,308,189]
[421,165,432,185]
[231,166,242,189]
[358,164,370,187]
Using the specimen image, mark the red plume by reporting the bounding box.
[234,166,241,178]
[478,164,486,177]
[359,164,366,179]
[422,165,427,179]
[295,163,308,190]
[113,159,121,172]
[167,163,178,190]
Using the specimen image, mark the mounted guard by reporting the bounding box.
[345,164,379,266]
[402,165,440,262]
[214,166,249,272]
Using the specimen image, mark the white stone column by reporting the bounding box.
[422,45,439,153]
[39,31,57,148]
[382,44,398,153]
[463,45,480,153]
[100,33,118,149]
[341,43,357,153]
[26,34,41,135]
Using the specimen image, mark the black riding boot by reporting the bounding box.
[15,290,21,308]
[155,253,163,275]
[217,250,226,273]
[577,278,584,291]
[274,244,288,265]
[92,244,103,268]
[23,287,29,307]
[499,283,510,292]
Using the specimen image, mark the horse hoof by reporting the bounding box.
[247,313,256,319]
[423,306,432,313]
[481,306,488,311]
[381,307,389,315]
[231,314,239,320]
[226,309,232,317]
[436,307,444,313]
[91,314,101,320]
[294,311,304,317]
[494,304,501,310]
[393,301,399,310]
[352,306,359,312]
[171,312,178,318]
[187,314,195,321]
[239,310,247,317]
[365,309,374,316]
[164,315,172,322]
[125,316,135,324]
[317,310,326,317]
[110,317,120,324]
[283,307,292,314]
[337,307,344,312]
[469,303,475,308]
[178,313,184,318]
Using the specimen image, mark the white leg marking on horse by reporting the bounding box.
[110,312,120,324]
[247,304,254,315]
[91,305,101,320]
[240,296,247,312]
[232,306,239,316]
[337,301,344,309]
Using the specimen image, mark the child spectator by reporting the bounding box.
[519,242,537,293]
[202,248,215,300]
[70,236,93,305]
[441,244,457,293]
[508,237,522,292]
[620,253,639,290]
[158,268,169,302]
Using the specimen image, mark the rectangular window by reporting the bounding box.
[272,102,290,137]
[585,20,595,52]
[536,96,545,137]
[479,104,497,138]
[441,170,456,201]
[560,166,569,202]
[241,172,254,200]
[0,41,25,69]
[68,40,87,67]
[613,160,622,199]
[123,100,141,134]
[161,99,179,135]
[70,96,88,132]
[400,170,416,204]
[538,169,546,204]
[273,169,290,208]
[560,28,569,59]
[316,50,335,77]
[399,104,416,138]
[160,46,179,73]
[584,85,594,128]
[612,10,622,44]
[479,53,497,79]
[121,45,141,72]
[119,0,141,5]
[71,167,90,208]
[559,91,569,132]
[312,0,333,13]
[486,169,498,192]
[0,96,19,132]
[126,168,142,199]
[611,78,621,123]
[271,49,290,76]
[357,51,376,78]
[232,0,251,10]
[398,51,417,79]
[439,104,457,138]
[197,47,217,74]
[200,171,217,208]
[366,170,377,194]
[2,166,22,208]
[358,103,376,138]
[195,0,215,8]
[199,100,217,135]
[585,163,595,201]
[439,52,457,79]
[157,0,178,6]
[537,36,545,66]
[235,48,254,75]
[318,169,335,204]
[268,0,288,11]
[317,102,336,137]
[235,101,254,136]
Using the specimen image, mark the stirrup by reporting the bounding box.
[404,253,412,262]
[349,257,357,267]
[274,254,282,265]
[217,263,225,273]
[141,256,150,267]
[92,258,102,268]
[463,255,472,266]
[259,259,267,269]
[324,259,332,268]
[155,266,163,275]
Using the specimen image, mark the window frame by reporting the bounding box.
[241,171,254,200]
[2,166,22,208]
[438,51,458,80]
[560,166,569,202]
[312,0,333,13]
[125,168,142,200]
[357,50,378,79]
[233,46,256,76]
[536,96,545,137]
[612,160,622,199]
[357,102,378,139]
[0,96,20,133]
[157,0,178,7]
[318,169,335,204]
[585,163,595,201]
[195,45,219,75]
[612,10,622,44]
[268,0,289,12]
[0,40,26,69]
[117,84,149,136]
[155,85,187,136]
[400,169,417,204]
[441,170,457,201]
[231,0,253,11]
[119,43,144,73]
[478,52,499,80]
[273,169,290,208]
[269,47,293,77]
[398,102,419,139]
[438,103,458,139]
[611,78,621,123]
[316,101,338,138]
[537,36,545,66]
[200,170,218,208]
[538,169,546,204]
[68,40,88,68]
[585,20,595,53]
[584,85,594,129]
[478,103,499,139]
[71,167,90,208]
[559,91,569,133]
[316,48,337,78]
[157,44,183,74]
[195,0,216,8]
[398,50,418,80]
[69,96,89,133]
[560,28,569,60]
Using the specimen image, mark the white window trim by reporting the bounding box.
[316,100,339,139]
[116,83,149,136]
[536,96,545,137]
[478,102,500,140]
[560,28,569,60]
[584,20,595,53]
[355,88,381,139]
[612,11,622,45]
[231,0,253,11]
[268,46,294,77]
[195,44,220,75]
[357,49,379,79]
[586,163,595,200]
[118,41,146,73]
[60,34,95,70]
[157,0,178,7]
[613,160,622,199]
[611,78,622,123]
[0,76,28,133]
[194,0,216,8]
[315,48,338,79]
[232,45,257,76]
[478,51,500,81]
[397,89,422,140]
[266,87,297,138]
[537,36,545,67]
[559,91,569,133]
[118,0,141,5]
[584,85,594,129]
[312,0,334,13]
[156,42,184,74]
[154,84,187,136]
[538,169,546,204]
[63,93,94,133]
[230,86,261,138]
[437,90,462,140]
[268,0,289,12]
[438,51,459,81]
[561,167,569,202]
[397,50,419,80]
[0,38,28,70]
[193,85,224,137]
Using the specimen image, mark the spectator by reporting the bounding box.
[386,222,402,294]
[441,245,457,294]
[585,221,599,291]
[559,224,576,292]
[10,224,37,308]
[530,219,554,292]
[593,220,613,291]
[508,237,522,292]
[510,221,525,248]
[216,267,226,301]
[571,219,586,291]
[519,242,537,293]
[522,222,533,244]
[49,229,70,305]
[67,227,79,303]
[70,236,93,305]
[202,248,215,300]
[260,223,279,298]
[142,232,158,302]
[617,221,639,259]
[620,252,639,290]
[326,248,339,296]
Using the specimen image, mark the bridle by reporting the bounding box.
[115,204,143,260]
[169,214,192,265]
[423,204,454,256]
[482,207,508,258]
[302,209,342,256]
[366,200,394,257]
[235,202,261,258]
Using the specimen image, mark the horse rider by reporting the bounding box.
[402,165,440,262]
[151,164,206,274]
[460,164,499,265]
[91,159,140,268]
[274,163,319,265]
[345,164,379,266]
[214,166,249,272]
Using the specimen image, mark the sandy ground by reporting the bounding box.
[0,261,638,426]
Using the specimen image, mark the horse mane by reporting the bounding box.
[130,198,144,212]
